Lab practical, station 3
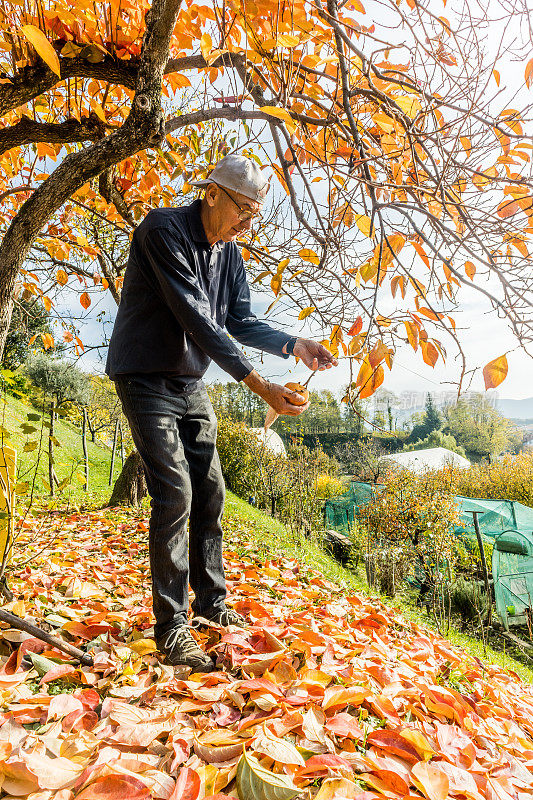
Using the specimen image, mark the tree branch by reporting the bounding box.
[0,114,105,157]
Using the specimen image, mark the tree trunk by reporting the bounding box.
[109,418,119,486]
[82,407,89,491]
[107,450,147,506]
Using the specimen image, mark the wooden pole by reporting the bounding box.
[109,418,119,486]
[119,422,124,466]
[472,511,492,625]
[48,399,55,497]
[0,609,93,665]
[82,407,89,491]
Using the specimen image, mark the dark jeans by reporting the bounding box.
[114,377,227,639]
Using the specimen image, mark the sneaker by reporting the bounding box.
[156,626,215,672]
[193,607,247,628]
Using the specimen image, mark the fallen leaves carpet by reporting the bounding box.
[0,505,531,800]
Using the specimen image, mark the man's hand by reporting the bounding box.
[243,370,310,416]
[291,338,338,371]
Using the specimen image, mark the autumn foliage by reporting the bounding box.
[0,503,532,797]
[0,0,530,397]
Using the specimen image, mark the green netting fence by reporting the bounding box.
[324,480,533,629]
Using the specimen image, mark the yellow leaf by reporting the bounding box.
[298,306,316,320]
[21,25,61,77]
[276,34,300,47]
[395,95,422,119]
[372,112,395,133]
[298,248,320,265]
[42,296,52,311]
[277,258,290,274]
[90,100,106,123]
[271,274,282,296]
[259,105,296,132]
[354,214,373,237]
[400,729,434,761]
[41,333,54,350]
[128,638,157,656]
[200,33,212,61]
[483,354,508,389]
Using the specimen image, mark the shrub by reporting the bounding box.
[444,453,533,508]
[358,469,459,627]
[314,473,343,499]
[216,417,337,537]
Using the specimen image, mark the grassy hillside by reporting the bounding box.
[0,390,118,501]
[223,491,533,683]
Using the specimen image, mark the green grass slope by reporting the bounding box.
[0,391,117,500]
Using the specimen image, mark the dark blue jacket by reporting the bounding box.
[105,200,292,389]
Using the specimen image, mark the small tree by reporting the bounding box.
[358,469,459,632]
[409,394,442,443]
[335,437,387,484]
[443,394,521,461]
[25,354,91,495]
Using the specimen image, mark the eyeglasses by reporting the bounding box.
[216,184,262,222]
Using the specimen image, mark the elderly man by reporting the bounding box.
[106,155,337,672]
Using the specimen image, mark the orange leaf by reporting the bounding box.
[412,242,430,269]
[369,341,388,368]
[420,339,439,367]
[460,136,471,156]
[525,58,533,88]
[169,767,201,800]
[56,269,68,285]
[497,198,519,218]
[21,25,61,77]
[76,775,151,800]
[464,261,476,280]
[483,354,508,389]
[404,320,419,351]
[411,762,449,800]
[348,317,363,336]
[80,292,91,309]
[359,364,384,399]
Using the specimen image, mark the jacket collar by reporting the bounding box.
[185,198,211,245]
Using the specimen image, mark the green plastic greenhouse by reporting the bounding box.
[324,481,533,629]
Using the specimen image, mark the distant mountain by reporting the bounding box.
[372,393,533,424]
[495,397,533,421]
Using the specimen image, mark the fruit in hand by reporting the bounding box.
[284,382,309,404]
[264,382,310,430]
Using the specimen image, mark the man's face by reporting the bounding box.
[207,183,263,242]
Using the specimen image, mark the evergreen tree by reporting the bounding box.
[1,299,53,370]
[409,393,442,442]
